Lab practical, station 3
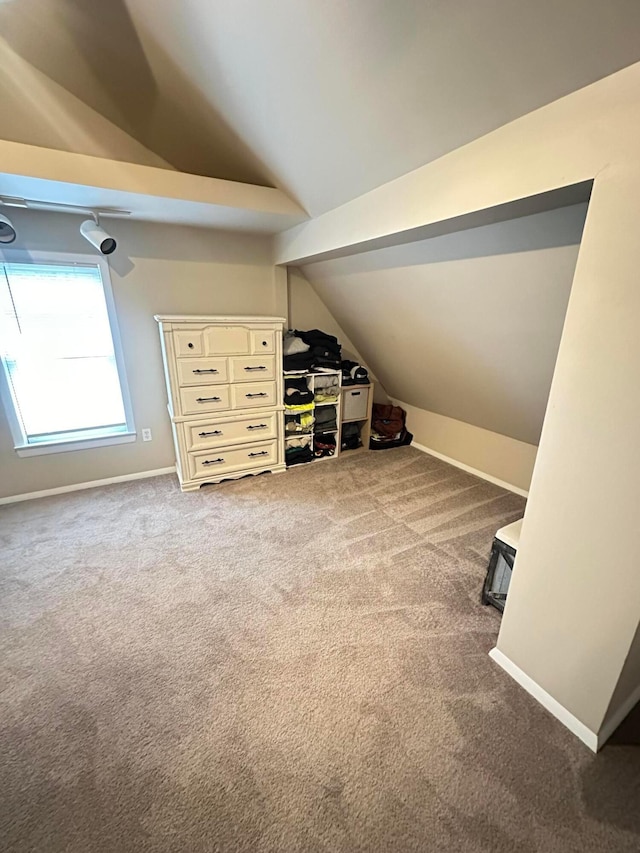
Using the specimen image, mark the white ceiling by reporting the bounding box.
[120,0,640,215]
[2,1,640,218]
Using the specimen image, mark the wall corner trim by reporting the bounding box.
[0,467,177,505]
[489,647,599,752]
[410,441,528,498]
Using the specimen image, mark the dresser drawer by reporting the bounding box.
[174,330,203,357]
[187,440,278,480]
[182,413,278,451]
[203,325,251,355]
[176,357,228,386]
[231,381,277,410]
[250,330,276,354]
[179,385,231,415]
[229,355,276,383]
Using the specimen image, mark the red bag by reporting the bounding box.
[372,403,406,438]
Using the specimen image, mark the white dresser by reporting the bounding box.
[155,315,286,491]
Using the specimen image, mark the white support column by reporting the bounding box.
[495,167,640,746]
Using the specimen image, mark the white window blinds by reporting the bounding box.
[0,261,128,445]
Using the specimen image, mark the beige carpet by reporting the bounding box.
[1,446,639,852]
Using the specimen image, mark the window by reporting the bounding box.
[0,252,135,456]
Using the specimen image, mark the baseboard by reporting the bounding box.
[0,467,177,505]
[489,648,599,752]
[597,681,640,749]
[411,441,528,498]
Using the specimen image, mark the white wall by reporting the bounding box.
[287,267,364,361]
[503,169,640,735]
[288,263,536,491]
[287,267,387,399]
[294,205,585,492]
[0,37,171,169]
[302,204,585,447]
[276,62,640,744]
[0,209,276,499]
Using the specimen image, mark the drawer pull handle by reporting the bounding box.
[244,365,267,371]
[247,424,267,430]
[198,430,222,437]
[196,396,221,403]
[248,451,269,458]
[188,342,194,349]
[246,392,268,398]
[351,391,361,396]
[203,458,225,465]
[193,368,218,374]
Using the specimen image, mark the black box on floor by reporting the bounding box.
[369,429,413,450]
[481,519,522,613]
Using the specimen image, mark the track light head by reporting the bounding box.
[0,212,17,244]
[80,219,116,255]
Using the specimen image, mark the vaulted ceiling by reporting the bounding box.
[2,0,640,216]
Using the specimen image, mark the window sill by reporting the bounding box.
[15,431,137,458]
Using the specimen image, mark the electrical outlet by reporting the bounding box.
[142,428,152,442]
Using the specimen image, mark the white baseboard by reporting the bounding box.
[597,681,640,749]
[411,441,528,498]
[489,648,599,752]
[0,467,176,505]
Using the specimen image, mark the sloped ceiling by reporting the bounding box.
[2,1,640,215]
[301,204,588,446]
[0,0,270,185]
[0,36,172,169]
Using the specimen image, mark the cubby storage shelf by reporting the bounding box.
[283,367,373,467]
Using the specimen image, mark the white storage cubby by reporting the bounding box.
[284,370,342,464]
[340,384,373,454]
[342,386,370,421]
[283,368,374,464]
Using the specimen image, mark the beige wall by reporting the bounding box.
[289,258,537,491]
[277,63,640,742]
[0,0,270,185]
[504,168,640,734]
[0,37,171,169]
[395,401,536,493]
[604,623,640,728]
[288,266,535,490]
[301,204,585,447]
[287,267,388,401]
[0,209,276,499]
[287,268,359,357]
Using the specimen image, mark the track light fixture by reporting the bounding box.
[80,217,117,255]
[0,197,128,255]
[0,212,17,244]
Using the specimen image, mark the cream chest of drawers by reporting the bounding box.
[155,315,286,491]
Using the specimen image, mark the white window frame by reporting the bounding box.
[0,249,136,457]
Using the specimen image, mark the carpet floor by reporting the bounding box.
[1,446,639,852]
